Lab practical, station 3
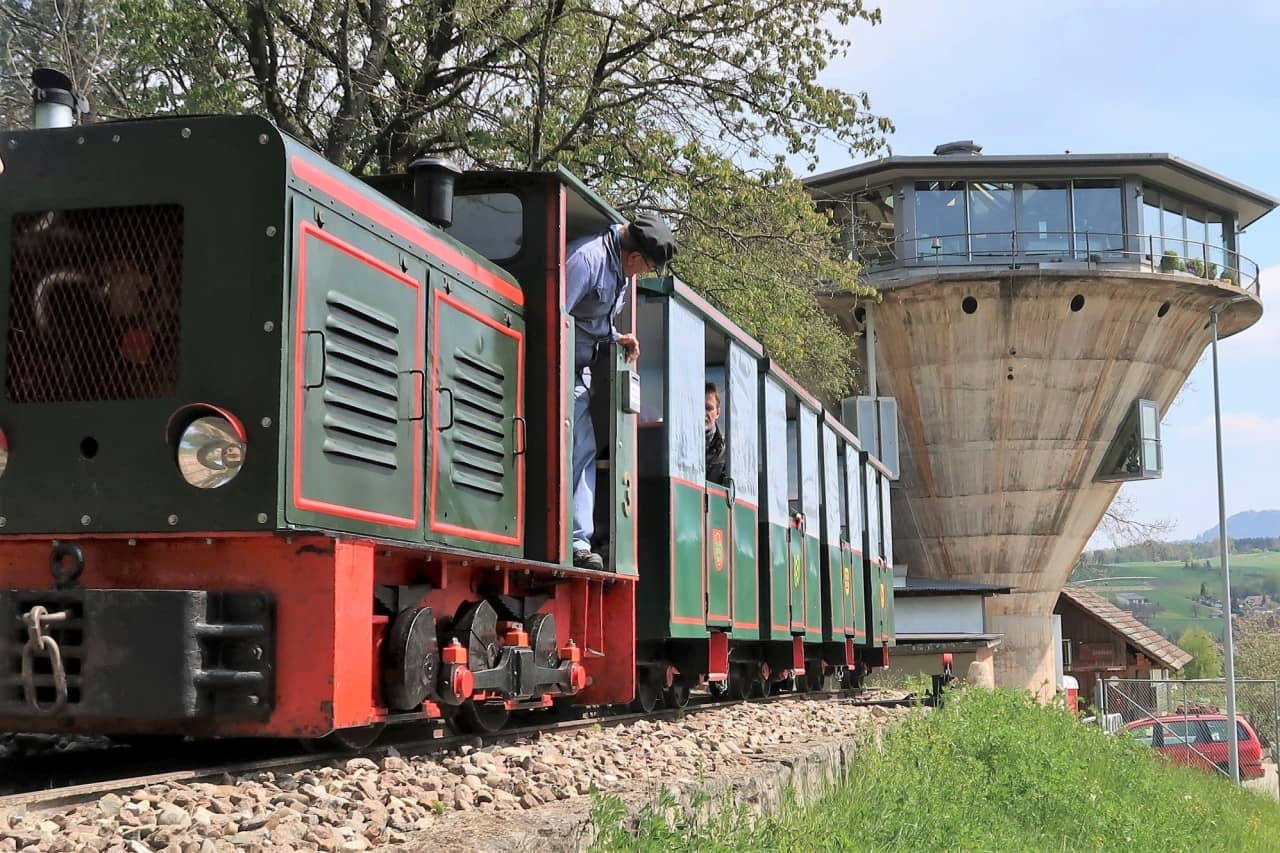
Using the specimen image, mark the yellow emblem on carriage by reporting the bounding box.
[791,552,802,587]
[880,583,886,609]
[842,565,852,597]
[712,529,725,572]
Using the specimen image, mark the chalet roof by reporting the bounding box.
[1059,587,1192,671]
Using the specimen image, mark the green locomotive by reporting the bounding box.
[0,83,892,742]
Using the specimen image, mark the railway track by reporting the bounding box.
[0,687,912,815]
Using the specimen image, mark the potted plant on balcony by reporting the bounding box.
[1186,258,1206,278]
[1220,270,1238,285]
[1160,250,1185,273]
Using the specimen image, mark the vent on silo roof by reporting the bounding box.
[933,140,982,156]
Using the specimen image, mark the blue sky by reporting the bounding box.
[794,0,1280,544]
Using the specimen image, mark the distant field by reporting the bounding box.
[1075,551,1280,641]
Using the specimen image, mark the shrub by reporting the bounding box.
[1161,250,1185,272]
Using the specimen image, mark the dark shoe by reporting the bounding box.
[573,548,605,571]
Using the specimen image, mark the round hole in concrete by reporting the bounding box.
[962,296,978,315]
[80,436,99,459]
[1158,301,1171,318]
[1070,294,1085,312]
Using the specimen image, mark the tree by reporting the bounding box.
[1096,490,1176,549]
[1237,615,1280,682]
[1177,628,1223,680]
[1,0,896,397]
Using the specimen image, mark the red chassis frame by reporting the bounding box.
[0,535,635,737]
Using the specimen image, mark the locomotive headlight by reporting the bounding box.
[177,416,246,489]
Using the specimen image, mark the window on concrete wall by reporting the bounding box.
[1019,181,1071,256]
[1161,195,1188,265]
[1206,209,1226,277]
[816,198,853,261]
[968,181,1015,258]
[913,181,967,259]
[1142,196,1165,259]
[1071,180,1124,258]
[852,187,897,265]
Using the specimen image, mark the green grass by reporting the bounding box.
[1077,551,1280,641]
[589,688,1280,852]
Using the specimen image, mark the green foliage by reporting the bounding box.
[1,0,894,396]
[1161,250,1185,272]
[589,689,1280,852]
[1237,615,1280,682]
[1178,628,1224,679]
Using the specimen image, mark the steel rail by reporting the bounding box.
[0,688,911,815]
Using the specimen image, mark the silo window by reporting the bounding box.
[1095,398,1162,482]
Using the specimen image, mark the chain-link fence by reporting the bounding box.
[1098,678,1279,782]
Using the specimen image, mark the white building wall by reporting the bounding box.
[895,595,985,635]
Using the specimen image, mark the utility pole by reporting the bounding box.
[1209,297,1247,785]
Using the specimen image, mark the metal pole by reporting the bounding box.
[1210,304,1241,785]
[866,305,878,398]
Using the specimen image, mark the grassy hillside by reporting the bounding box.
[1074,551,1280,641]
[590,689,1280,851]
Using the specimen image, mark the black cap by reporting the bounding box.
[629,213,677,276]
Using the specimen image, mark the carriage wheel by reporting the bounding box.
[633,669,662,714]
[665,682,691,709]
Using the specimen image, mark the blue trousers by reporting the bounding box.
[571,365,596,552]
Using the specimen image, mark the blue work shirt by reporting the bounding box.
[565,224,626,370]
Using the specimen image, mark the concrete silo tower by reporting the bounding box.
[806,142,1277,694]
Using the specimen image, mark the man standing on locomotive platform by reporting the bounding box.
[566,214,677,571]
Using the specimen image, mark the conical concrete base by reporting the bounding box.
[825,268,1261,695]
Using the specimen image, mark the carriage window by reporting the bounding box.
[447,193,523,261]
[668,300,705,482]
[799,406,820,525]
[822,427,841,543]
[846,449,863,549]
[727,342,759,505]
[865,459,882,560]
[765,379,789,525]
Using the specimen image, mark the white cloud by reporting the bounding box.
[1184,412,1280,442]
[1223,265,1280,361]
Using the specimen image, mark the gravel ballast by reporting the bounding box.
[0,697,910,852]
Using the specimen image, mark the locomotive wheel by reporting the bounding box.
[664,682,691,710]
[633,669,662,713]
[729,667,751,701]
[300,723,386,753]
[454,700,510,734]
[755,673,773,698]
[806,666,824,692]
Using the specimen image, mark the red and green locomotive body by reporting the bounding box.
[0,112,893,743]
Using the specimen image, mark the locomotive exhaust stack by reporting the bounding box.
[31,68,88,129]
[408,155,462,228]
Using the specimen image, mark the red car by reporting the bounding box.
[1126,714,1265,779]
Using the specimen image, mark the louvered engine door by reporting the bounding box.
[288,218,425,536]
[427,273,524,556]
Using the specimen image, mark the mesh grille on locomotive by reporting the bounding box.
[6,205,184,403]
